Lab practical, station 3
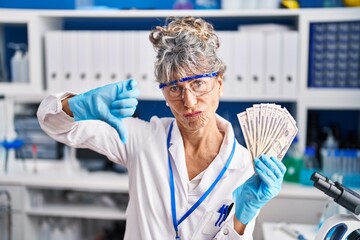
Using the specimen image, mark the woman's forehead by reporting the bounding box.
[170,69,204,81]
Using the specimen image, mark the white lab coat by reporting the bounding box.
[37,93,257,240]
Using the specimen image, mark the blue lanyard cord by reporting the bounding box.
[167,121,236,238]
[167,121,178,235]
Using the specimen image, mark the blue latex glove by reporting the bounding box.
[68,79,139,143]
[233,154,287,224]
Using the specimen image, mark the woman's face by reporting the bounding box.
[165,73,223,131]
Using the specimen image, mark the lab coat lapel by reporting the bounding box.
[168,121,189,204]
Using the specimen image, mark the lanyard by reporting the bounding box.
[167,121,236,239]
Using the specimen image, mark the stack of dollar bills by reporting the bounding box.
[237,103,298,161]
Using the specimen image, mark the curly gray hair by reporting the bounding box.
[149,16,226,84]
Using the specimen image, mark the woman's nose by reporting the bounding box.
[182,88,197,108]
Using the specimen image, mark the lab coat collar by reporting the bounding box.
[168,120,190,203]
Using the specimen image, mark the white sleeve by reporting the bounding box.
[36,92,128,166]
[212,216,256,240]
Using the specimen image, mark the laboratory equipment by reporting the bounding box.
[1,138,24,173]
[8,42,28,83]
[311,172,360,240]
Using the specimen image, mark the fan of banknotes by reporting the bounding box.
[237,103,298,161]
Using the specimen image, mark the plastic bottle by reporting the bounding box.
[39,219,51,240]
[51,225,65,240]
[322,127,338,150]
[300,146,319,185]
[8,43,28,83]
[9,43,23,83]
[320,127,338,177]
[20,50,29,83]
[283,136,303,183]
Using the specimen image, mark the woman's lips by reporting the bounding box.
[184,111,202,118]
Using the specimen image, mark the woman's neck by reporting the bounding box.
[179,118,225,180]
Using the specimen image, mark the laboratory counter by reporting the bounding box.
[0,171,335,240]
[0,171,329,198]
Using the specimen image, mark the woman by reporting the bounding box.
[37,16,286,239]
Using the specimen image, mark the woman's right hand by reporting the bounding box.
[66,79,139,143]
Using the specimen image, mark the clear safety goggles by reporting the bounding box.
[159,71,218,101]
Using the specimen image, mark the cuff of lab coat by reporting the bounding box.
[37,92,77,134]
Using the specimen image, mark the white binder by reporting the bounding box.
[62,31,78,93]
[122,31,137,81]
[45,31,63,93]
[216,31,235,99]
[281,31,298,98]
[248,31,265,96]
[76,31,93,93]
[234,32,250,98]
[91,31,109,89]
[137,31,159,99]
[264,31,282,97]
[106,31,124,85]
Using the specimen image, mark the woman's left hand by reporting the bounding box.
[233,154,287,224]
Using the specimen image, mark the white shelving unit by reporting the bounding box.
[0,172,129,239]
[0,7,360,240]
[0,10,61,95]
[297,9,360,152]
[0,8,359,151]
[26,204,126,220]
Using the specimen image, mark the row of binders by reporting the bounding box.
[217,29,298,99]
[308,21,360,88]
[45,31,162,99]
[45,29,299,99]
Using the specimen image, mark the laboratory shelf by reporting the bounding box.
[26,204,126,220]
[301,89,360,110]
[279,182,328,200]
[20,8,301,18]
[0,171,129,192]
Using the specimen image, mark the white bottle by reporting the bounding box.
[39,219,51,240]
[51,225,64,240]
[20,50,29,83]
[10,45,23,83]
[8,43,29,83]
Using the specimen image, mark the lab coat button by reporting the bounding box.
[223,228,229,235]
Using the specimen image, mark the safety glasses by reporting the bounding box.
[159,71,218,101]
